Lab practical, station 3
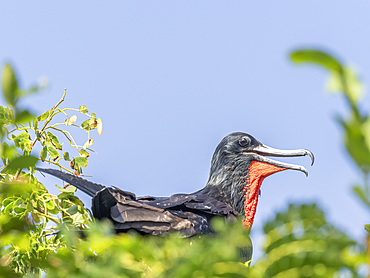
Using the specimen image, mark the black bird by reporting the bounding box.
[37,132,313,236]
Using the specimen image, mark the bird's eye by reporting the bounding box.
[239,137,251,147]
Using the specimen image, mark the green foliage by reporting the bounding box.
[4,156,38,174]
[290,49,366,170]
[2,64,19,107]
[291,50,342,72]
[0,179,90,276]
[249,204,363,277]
[291,48,370,274]
[0,64,101,276]
[43,219,250,278]
[291,48,370,230]
[0,64,103,175]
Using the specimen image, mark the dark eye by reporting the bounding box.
[239,136,251,147]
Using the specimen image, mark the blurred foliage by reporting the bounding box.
[291,49,370,226]
[291,48,370,276]
[0,57,368,277]
[249,204,365,277]
[291,49,366,172]
[43,219,250,278]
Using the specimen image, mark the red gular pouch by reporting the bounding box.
[242,161,287,229]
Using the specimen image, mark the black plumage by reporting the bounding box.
[37,132,313,238]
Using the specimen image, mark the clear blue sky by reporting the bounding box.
[1,1,370,261]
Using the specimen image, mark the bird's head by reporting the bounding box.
[206,132,314,229]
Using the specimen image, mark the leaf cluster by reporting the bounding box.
[0,178,90,276]
[0,64,98,276]
[0,64,103,176]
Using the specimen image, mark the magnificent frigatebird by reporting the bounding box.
[37,132,313,236]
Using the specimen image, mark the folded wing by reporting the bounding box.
[93,188,238,237]
[36,168,238,237]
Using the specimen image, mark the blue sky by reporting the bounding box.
[1,1,370,261]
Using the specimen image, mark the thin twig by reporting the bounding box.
[48,127,81,150]
[31,89,67,149]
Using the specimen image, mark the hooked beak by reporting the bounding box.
[245,144,314,176]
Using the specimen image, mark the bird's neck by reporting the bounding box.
[204,160,250,214]
[205,160,286,229]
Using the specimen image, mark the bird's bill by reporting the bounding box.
[244,144,314,176]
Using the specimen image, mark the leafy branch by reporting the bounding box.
[0,64,98,276]
[0,65,103,177]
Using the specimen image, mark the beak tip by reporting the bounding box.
[301,167,309,177]
[306,150,314,166]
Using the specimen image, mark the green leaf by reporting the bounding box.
[13,132,32,153]
[339,117,370,170]
[81,118,97,131]
[63,152,70,161]
[2,64,19,107]
[79,105,88,114]
[3,155,38,172]
[352,185,370,209]
[47,132,62,150]
[66,205,79,215]
[0,106,14,125]
[37,111,49,121]
[327,67,363,103]
[62,216,73,224]
[43,137,54,148]
[31,212,41,223]
[74,156,88,167]
[45,199,56,211]
[71,156,88,169]
[47,146,59,161]
[365,224,370,234]
[56,184,77,193]
[356,117,370,149]
[13,206,26,214]
[58,192,83,207]
[36,131,42,142]
[71,212,85,224]
[0,142,16,160]
[33,118,38,129]
[40,146,47,162]
[15,109,35,123]
[79,149,89,157]
[290,49,342,72]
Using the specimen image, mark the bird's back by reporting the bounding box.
[92,187,239,237]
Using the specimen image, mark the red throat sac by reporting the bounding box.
[242,161,287,230]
